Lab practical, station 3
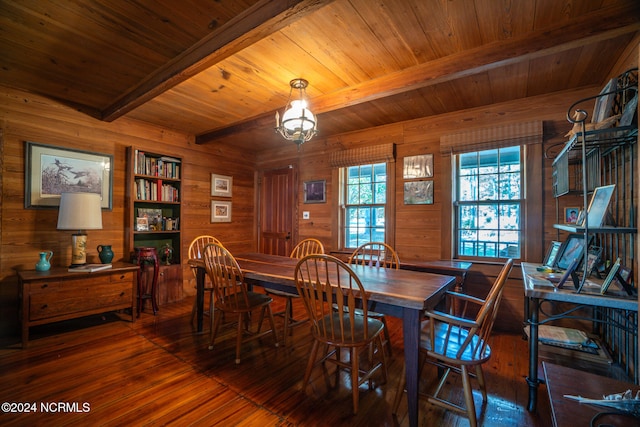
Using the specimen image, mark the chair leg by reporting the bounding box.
[351,347,360,414]
[392,361,406,414]
[380,316,392,356]
[303,340,320,388]
[282,296,292,347]
[208,309,223,350]
[235,314,244,364]
[475,365,487,402]
[266,305,279,347]
[461,365,478,427]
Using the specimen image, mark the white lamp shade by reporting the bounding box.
[282,100,316,131]
[57,192,103,230]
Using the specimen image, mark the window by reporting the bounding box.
[342,163,386,249]
[455,146,522,259]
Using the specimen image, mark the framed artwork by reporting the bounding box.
[585,184,615,228]
[542,241,562,269]
[211,173,233,197]
[404,180,433,204]
[211,200,232,223]
[600,258,621,294]
[556,257,580,290]
[403,154,433,179]
[303,180,326,203]
[137,208,163,231]
[564,207,580,224]
[592,78,617,124]
[25,141,112,209]
[136,217,149,231]
[584,246,602,277]
[555,233,590,270]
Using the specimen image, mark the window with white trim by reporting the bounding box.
[455,146,522,259]
[341,163,387,250]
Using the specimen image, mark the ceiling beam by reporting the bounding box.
[101,0,334,122]
[196,3,640,144]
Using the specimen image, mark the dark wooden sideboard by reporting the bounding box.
[17,262,138,347]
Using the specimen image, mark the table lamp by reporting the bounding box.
[57,192,103,267]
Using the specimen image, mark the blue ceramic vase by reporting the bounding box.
[35,251,53,271]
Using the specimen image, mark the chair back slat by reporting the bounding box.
[290,238,325,259]
[348,242,399,269]
[428,258,513,363]
[188,235,222,278]
[202,243,249,310]
[295,254,371,345]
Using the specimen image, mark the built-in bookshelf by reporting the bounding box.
[126,147,183,304]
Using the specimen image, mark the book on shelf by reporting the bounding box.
[68,263,113,273]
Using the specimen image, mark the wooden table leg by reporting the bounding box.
[402,307,421,427]
[526,297,540,412]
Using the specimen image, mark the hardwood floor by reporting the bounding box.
[0,293,552,426]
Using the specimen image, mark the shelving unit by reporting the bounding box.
[547,68,638,384]
[126,147,183,305]
[551,68,638,274]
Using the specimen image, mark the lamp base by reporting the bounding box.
[71,232,88,266]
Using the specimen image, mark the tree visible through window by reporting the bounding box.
[343,163,386,249]
[456,146,522,258]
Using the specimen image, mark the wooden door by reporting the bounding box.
[259,166,296,256]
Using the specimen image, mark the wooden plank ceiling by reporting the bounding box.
[1,0,639,152]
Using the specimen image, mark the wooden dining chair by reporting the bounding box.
[294,254,387,414]
[188,235,223,326]
[392,258,514,427]
[203,242,279,364]
[347,241,400,355]
[265,238,324,346]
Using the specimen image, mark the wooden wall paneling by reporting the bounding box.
[0,88,260,341]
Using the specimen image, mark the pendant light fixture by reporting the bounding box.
[275,78,317,149]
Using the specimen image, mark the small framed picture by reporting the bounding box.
[303,180,326,203]
[403,154,433,179]
[404,180,434,204]
[584,246,602,277]
[211,173,233,197]
[211,200,232,223]
[564,207,580,224]
[555,234,590,270]
[542,241,562,269]
[601,258,621,294]
[585,184,615,228]
[136,217,149,231]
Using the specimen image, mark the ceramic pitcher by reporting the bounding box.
[97,245,114,264]
[35,251,53,271]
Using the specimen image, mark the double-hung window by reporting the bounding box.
[342,163,386,250]
[455,146,523,259]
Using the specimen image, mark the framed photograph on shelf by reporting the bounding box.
[542,241,562,269]
[211,173,232,197]
[136,217,149,231]
[592,78,617,124]
[404,180,434,204]
[211,200,232,223]
[584,246,602,277]
[564,207,580,224]
[303,180,326,203]
[25,141,113,209]
[555,233,590,270]
[556,257,580,290]
[585,184,615,228]
[600,258,621,294]
[403,154,433,179]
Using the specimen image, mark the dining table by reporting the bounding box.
[189,252,456,427]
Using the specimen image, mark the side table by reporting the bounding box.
[135,247,159,316]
